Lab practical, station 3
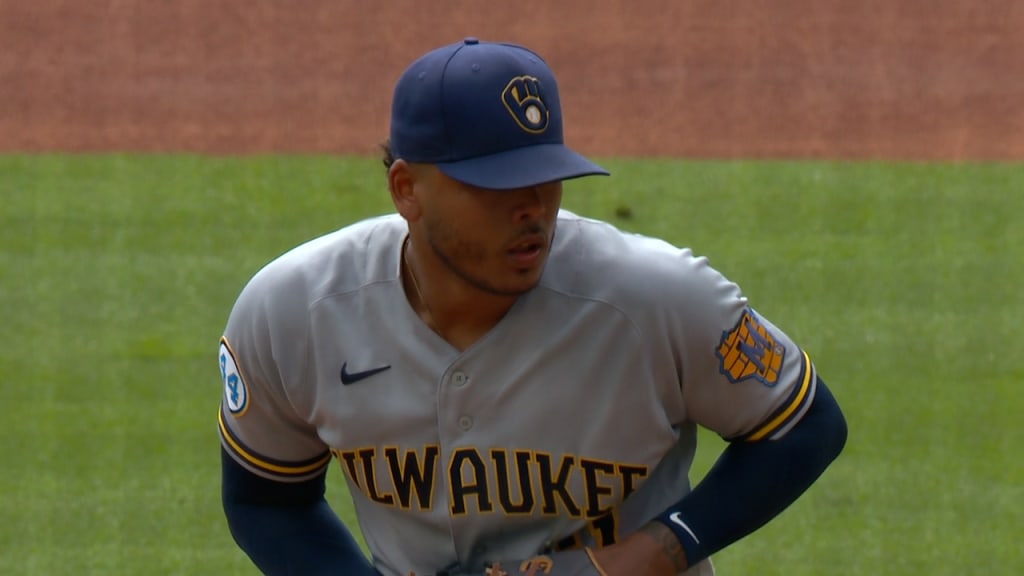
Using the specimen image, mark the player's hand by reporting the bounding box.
[587,527,678,576]
[470,523,680,576]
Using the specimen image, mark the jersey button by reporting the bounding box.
[458,416,473,431]
[452,371,469,387]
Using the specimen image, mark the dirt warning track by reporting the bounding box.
[1,0,1022,160]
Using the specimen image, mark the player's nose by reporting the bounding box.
[510,182,558,222]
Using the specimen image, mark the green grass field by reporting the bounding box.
[1,155,1020,575]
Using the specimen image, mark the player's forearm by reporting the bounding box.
[224,497,378,575]
[221,448,379,575]
[647,378,847,571]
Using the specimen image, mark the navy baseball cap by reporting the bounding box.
[388,37,609,190]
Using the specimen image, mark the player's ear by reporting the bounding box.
[388,159,422,222]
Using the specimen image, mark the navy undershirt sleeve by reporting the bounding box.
[221,448,380,576]
[655,377,848,567]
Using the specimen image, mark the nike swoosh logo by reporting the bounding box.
[340,362,392,385]
[669,512,701,543]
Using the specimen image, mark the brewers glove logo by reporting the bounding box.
[716,308,786,387]
[219,337,249,416]
[502,76,550,134]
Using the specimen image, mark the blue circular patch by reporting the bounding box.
[219,339,249,415]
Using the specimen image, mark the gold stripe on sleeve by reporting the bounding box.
[745,350,814,442]
[218,408,331,476]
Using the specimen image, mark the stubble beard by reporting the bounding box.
[425,219,556,297]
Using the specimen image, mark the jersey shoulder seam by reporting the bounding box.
[533,284,645,342]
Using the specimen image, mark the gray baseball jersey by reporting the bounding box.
[218,210,817,576]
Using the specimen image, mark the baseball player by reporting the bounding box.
[218,38,847,576]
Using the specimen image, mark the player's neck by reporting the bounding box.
[402,238,517,351]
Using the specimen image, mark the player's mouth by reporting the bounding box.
[506,234,546,267]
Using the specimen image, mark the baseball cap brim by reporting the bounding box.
[435,143,609,190]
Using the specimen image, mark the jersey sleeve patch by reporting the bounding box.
[219,337,249,417]
[715,308,785,387]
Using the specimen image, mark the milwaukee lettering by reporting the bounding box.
[331,446,649,519]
